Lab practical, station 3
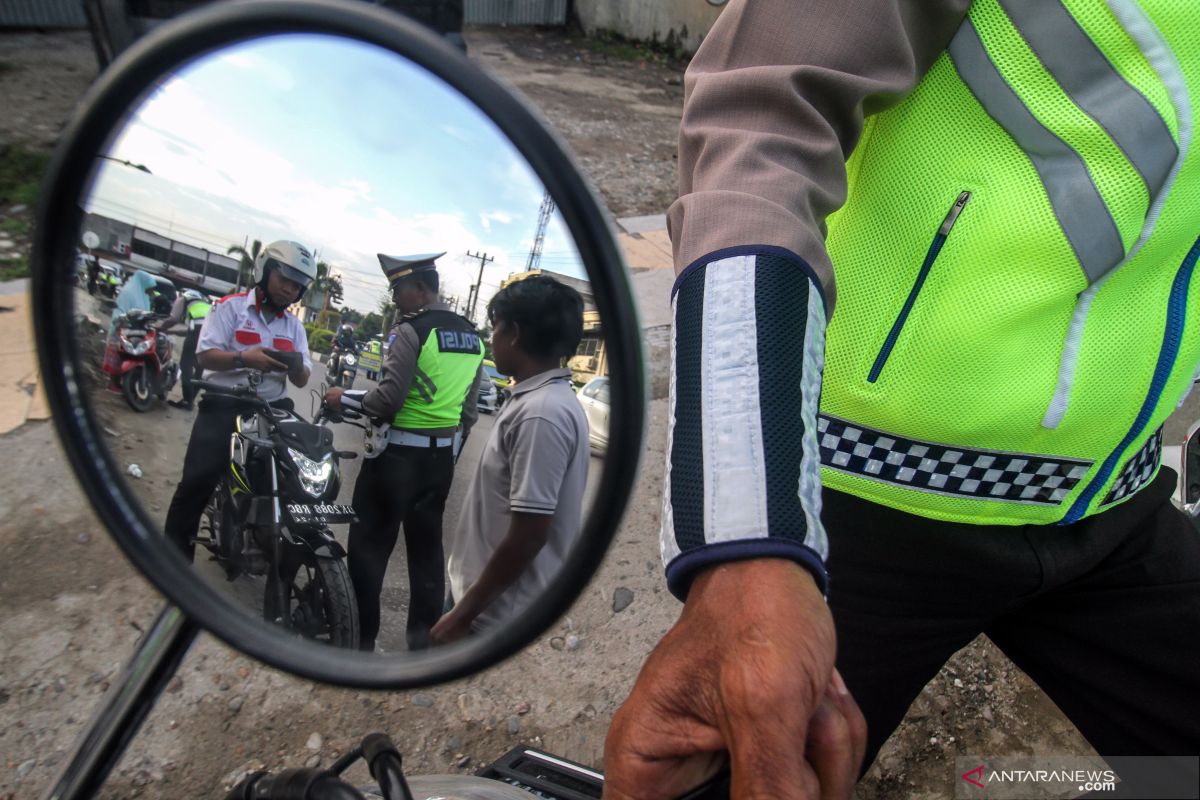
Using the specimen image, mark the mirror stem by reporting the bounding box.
[44,604,199,800]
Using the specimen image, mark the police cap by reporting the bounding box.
[378,252,445,286]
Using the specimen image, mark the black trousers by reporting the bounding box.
[178,328,202,404]
[163,395,293,561]
[348,442,455,652]
[826,468,1200,767]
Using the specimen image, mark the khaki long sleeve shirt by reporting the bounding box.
[662,0,972,600]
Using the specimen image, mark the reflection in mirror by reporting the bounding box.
[1185,421,1200,513]
[70,33,609,657]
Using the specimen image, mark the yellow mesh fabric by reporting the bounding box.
[974,0,1147,252]
[1065,0,1200,513]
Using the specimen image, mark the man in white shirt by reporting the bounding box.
[163,241,316,562]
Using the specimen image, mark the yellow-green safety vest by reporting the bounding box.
[821,0,1199,525]
[393,310,484,430]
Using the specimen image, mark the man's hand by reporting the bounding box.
[603,558,865,800]
[431,606,473,645]
[324,386,344,410]
[240,347,287,372]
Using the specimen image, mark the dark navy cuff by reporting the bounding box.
[671,245,829,316]
[665,540,829,603]
[341,390,366,411]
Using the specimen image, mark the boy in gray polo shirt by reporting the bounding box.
[433,277,590,640]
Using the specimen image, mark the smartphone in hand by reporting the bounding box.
[264,349,303,372]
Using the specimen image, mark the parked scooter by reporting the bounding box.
[93,261,123,299]
[104,307,180,412]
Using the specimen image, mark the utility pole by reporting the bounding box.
[464,250,493,323]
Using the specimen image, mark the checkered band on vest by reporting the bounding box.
[817,415,1092,505]
[1102,427,1163,506]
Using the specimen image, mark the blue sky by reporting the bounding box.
[85,33,586,318]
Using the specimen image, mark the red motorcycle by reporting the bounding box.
[103,308,181,412]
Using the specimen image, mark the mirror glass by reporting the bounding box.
[70,33,611,658]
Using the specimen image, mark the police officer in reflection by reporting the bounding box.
[324,253,484,652]
[165,289,212,412]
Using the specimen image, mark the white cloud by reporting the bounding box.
[479,210,516,231]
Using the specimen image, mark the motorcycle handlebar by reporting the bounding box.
[192,380,274,413]
[224,769,368,800]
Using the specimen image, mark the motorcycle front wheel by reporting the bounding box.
[121,366,154,412]
[265,552,359,649]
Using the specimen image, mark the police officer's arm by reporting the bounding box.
[606,1,969,798]
[459,365,484,433]
[163,296,188,333]
[340,324,419,418]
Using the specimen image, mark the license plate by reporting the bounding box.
[124,329,146,336]
[286,503,356,524]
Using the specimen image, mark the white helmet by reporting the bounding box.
[254,240,316,294]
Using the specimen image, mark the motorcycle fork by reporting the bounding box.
[267,452,291,628]
[46,605,197,800]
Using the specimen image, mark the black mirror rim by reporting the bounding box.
[33,0,645,689]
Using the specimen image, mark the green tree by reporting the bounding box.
[358,312,384,340]
[377,290,397,333]
[226,239,262,292]
[477,323,494,359]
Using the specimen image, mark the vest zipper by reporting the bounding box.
[1061,235,1200,523]
[868,191,971,383]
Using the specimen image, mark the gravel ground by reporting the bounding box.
[0,22,1120,800]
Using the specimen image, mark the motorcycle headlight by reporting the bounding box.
[288,448,333,497]
[344,354,356,367]
[121,337,152,355]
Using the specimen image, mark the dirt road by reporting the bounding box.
[0,22,1105,800]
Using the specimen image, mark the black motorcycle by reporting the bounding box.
[193,377,361,648]
[326,343,360,389]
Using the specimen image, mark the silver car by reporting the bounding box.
[576,376,609,454]
[477,378,499,414]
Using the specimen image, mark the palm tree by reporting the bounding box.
[226,239,262,292]
[312,260,344,313]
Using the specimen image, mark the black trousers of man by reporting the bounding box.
[827,468,1200,772]
[164,394,294,561]
[348,441,455,652]
[178,327,202,406]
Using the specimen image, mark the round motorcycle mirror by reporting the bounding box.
[33,0,643,689]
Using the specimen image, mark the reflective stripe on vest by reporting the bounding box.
[392,326,484,430]
[947,0,1179,285]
